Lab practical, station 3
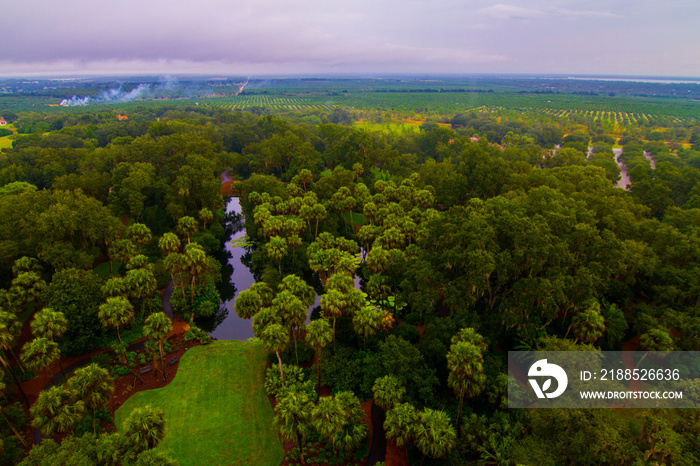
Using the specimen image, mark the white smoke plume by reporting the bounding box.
[60,82,154,106]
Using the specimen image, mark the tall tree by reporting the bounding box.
[21,337,62,380]
[121,405,166,461]
[183,243,209,316]
[353,303,384,348]
[98,296,134,343]
[273,388,314,464]
[305,318,333,394]
[266,236,288,276]
[446,328,487,436]
[0,369,29,447]
[260,323,289,382]
[413,408,457,462]
[273,290,306,365]
[30,308,68,342]
[67,363,114,434]
[31,385,86,438]
[176,216,198,244]
[198,208,214,230]
[0,311,29,407]
[143,313,172,381]
[372,375,406,411]
[158,232,181,257]
[126,223,152,253]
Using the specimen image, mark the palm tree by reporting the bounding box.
[121,405,166,459]
[126,267,157,314]
[372,375,406,411]
[311,391,367,463]
[447,341,486,437]
[163,252,186,300]
[0,311,29,407]
[99,296,135,343]
[413,408,457,463]
[108,239,137,274]
[384,402,418,447]
[260,323,289,382]
[447,328,487,436]
[198,208,214,230]
[21,336,62,380]
[30,308,68,342]
[183,243,209,316]
[273,291,306,365]
[158,232,181,257]
[278,275,315,307]
[353,304,384,348]
[274,388,313,464]
[10,271,46,309]
[31,385,86,438]
[177,216,198,244]
[305,318,333,393]
[126,223,152,253]
[266,236,288,275]
[572,307,606,344]
[67,363,114,434]
[0,369,29,447]
[30,308,69,380]
[143,313,172,381]
[234,282,273,320]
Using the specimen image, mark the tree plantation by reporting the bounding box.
[0,89,699,465]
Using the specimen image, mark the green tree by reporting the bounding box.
[121,405,166,460]
[126,223,152,253]
[31,385,85,438]
[176,216,198,244]
[273,388,314,464]
[143,313,172,381]
[273,290,306,365]
[158,232,181,257]
[571,303,606,344]
[234,282,274,319]
[305,318,333,393]
[266,236,288,276]
[98,297,134,344]
[260,323,289,382]
[447,328,487,437]
[21,337,61,380]
[0,369,29,447]
[413,408,457,461]
[311,391,367,462]
[183,243,209,316]
[30,308,67,342]
[67,363,114,434]
[0,311,29,407]
[198,208,214,230]
[384,402,418,447]
[353,303,384,348]
[372,375,406,411]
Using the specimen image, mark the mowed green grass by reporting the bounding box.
[115,340,283,466]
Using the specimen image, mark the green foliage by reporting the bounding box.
[46,268,105,355]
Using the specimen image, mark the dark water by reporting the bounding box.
[206,197,360,340]
[208,197,257,340]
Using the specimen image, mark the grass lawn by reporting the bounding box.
[115,340,283,466]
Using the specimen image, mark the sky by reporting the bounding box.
[1,0,698,78]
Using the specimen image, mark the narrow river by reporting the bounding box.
[209,197,353,341]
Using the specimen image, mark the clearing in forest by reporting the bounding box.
[115,340,283,466]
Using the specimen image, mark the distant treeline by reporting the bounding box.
[372,88,495,93]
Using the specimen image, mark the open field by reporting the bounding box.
[115,340,283,466]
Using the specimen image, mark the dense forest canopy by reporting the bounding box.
[1,81,700,465]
